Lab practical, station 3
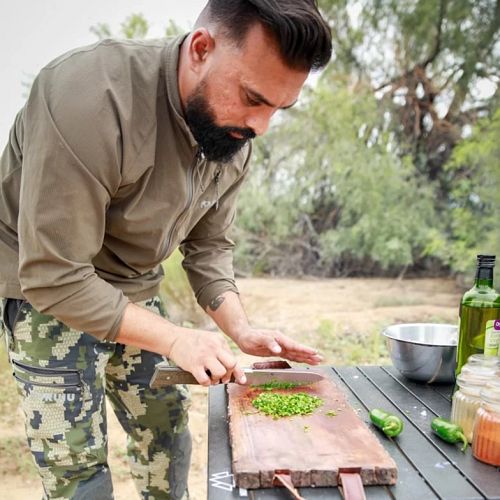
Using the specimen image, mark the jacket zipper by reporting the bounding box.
[164,150,203,256]
[214,168,222,210]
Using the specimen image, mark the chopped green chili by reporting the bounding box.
[369,408,404,437]
[252,391,323,418]
[252,381,300,391]
[431,417,468,452]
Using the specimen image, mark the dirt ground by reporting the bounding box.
[0,277,461,499]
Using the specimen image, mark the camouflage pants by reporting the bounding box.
[0,296,191,500]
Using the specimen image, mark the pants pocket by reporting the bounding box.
[12,359,82,387]
[11,360,88,437]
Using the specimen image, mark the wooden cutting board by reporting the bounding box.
[227,371,398,489]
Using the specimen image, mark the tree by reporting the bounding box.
[90,14,185,40]
[234,80,438,277]
[320,0,499,183]
[440,105,500,273]
[234,1,500,277]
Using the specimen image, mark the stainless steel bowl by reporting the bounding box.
[382,323,458,384]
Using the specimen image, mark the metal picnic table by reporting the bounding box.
[207,365,500,500]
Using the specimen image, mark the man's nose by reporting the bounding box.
[244,109,274,136]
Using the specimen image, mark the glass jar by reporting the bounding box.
[461,354,500,376]
[451,355,500,442]
[472,379,500,466]
[451,373,485,442]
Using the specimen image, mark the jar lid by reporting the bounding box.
[465,354,500,368]
[460,355,500,381]
[460,362,500,380]
[456,369,500,389]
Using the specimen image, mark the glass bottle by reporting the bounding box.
[450,357,500,442]
[472,379,500,466]
[456,255,500,376]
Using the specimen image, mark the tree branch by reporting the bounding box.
[437,65,464,93]
[445,0,500,121]
[422,0,447,67]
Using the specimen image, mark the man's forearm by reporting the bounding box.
[115,302,183,355]
[206,291,251,342]
[114,301,246,384]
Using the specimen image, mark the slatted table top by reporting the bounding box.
[207,365,500,500]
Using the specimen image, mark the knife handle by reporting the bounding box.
[149,364,235,388]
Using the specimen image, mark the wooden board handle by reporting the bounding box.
[339,472,366,500]
[273,473,305,500]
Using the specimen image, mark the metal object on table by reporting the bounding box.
[382,323,458,383]
[149,362,324,388]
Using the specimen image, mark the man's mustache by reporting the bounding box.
[224,127,256,140]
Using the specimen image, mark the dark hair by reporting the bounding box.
[206,0,332,71]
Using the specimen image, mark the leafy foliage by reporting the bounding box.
[160,249,207,326]
[320,0,500,177]
[234,79,437,276]
[90,13,185,40]
[442,107,500,273]
[234,1,499,277]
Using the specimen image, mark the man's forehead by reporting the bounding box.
[216,24,308,106]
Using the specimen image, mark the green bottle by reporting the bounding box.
[456,255,500,376]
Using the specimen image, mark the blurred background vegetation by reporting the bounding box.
[236,0,500,279]
[98,1,499,293]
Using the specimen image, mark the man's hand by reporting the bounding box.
[235,327,323,365]
[206,291,323,365]
[168,329,247,386]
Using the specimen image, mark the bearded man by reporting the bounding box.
[0,1,332,498]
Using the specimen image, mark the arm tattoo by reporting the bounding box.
[209,295,225,311]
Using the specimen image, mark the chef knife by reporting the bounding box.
[149,363,324,388]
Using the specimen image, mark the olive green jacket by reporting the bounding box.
[0,36,251,340]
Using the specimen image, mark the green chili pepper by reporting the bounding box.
[252,392,323,418]
[369,408,404,437]
[431,417,468,452]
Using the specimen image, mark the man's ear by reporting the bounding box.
[188,28,216,72]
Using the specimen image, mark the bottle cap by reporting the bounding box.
[477,255,496,268]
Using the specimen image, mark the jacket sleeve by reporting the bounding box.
[179,149,252,310]
[18,67,129,340]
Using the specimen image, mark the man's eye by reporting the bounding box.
[246,95,260,106]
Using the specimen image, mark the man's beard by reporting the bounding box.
[185,84,256,163]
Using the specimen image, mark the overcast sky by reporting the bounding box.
[0,0,207,145]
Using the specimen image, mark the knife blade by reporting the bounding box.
[149,363,324,388]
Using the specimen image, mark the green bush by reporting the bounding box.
[160,249,206,326]
[441,108,500,274]
[234,81,438,277]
